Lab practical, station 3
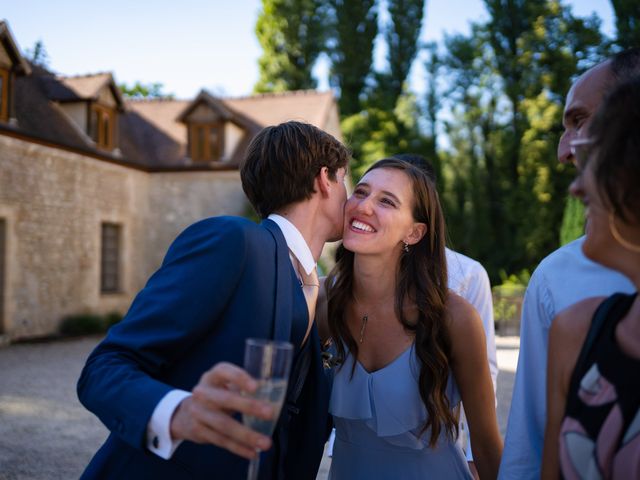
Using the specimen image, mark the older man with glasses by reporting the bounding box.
[499,49,640,480]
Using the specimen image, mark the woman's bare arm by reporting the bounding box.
[448,294,503,479]
[541,297,603,479]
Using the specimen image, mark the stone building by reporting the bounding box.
[0,21,342,340]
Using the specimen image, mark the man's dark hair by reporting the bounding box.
[588,75,640,224]
[241,121,350,218]
[610,47,640,85]
[391,153,437,184]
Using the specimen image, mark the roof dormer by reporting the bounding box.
[177,90,258,164]
[52,72,124,151]
[0,21,31,124]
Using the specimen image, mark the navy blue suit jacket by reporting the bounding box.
[77,217,330,479]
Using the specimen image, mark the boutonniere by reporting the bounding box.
[321,338,341,370]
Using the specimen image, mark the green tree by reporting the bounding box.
[439,29,504,271]
[327,0,378,116]
[342,92,432,178]
[373,0,426,111]
[119,81,173,99]
[437,0,606,280]
[422,42,442,181]
[254,0,327,92]
[25,40,49,68]
[610,0,640,48]
[559,195,585,245]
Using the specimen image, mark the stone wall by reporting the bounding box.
[0,134,248,339]
[144,170,247,284]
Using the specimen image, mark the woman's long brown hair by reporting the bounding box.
[326,158,458,447]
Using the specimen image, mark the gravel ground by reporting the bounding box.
[0,336,107,480]
[0,336,518,480]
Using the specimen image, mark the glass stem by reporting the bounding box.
[247,452,260,480]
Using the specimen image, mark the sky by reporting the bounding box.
[3,0,615,100]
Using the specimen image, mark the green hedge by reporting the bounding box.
[59,311,123,336]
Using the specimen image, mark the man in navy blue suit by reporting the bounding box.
[77,121,351,479]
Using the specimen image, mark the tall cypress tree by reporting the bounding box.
[254,0,327,92]
[375,0,426,111]
[327,0,378,116]
[610,0,640,48]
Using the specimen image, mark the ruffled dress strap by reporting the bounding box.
[329,343,461,449]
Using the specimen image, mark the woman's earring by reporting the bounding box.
[403,241,410,253]
[609,213,640,253]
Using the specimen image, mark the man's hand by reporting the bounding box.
[170,362,275,459]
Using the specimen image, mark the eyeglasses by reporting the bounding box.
[570,138,594,167]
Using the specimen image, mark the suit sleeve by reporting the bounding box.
[498,269,554,480]
[77,217,248,451]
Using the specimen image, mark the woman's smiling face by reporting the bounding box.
[342,167,423,256]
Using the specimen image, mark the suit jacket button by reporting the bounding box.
[152,436,159,449]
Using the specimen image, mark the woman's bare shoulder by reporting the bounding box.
[446,292,483,335]
[552,296,607,339]
[549,296,608,373]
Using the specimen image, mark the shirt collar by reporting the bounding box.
[268,214,316,275]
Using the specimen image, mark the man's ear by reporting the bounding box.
[317,166,332,198]
[405,223,427,246]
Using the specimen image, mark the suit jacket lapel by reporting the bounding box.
[261,219,294,343]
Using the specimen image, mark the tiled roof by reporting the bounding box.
[13,65,94,151]
[126,99,190,145]
[225,90,335,128]
[0,19,339,172]
[57,73,112,100]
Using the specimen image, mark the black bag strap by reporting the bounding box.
[568,293,626,398]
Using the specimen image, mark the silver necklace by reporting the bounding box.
[352,293,369,343]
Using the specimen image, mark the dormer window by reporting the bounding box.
[0,67,9,122]
[189,122,223,162]
[52,72,123,152]
[89,103,116,150]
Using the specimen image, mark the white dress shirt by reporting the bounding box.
[498,236,634,479]
[446,248,497,462]
[146,214,314,459]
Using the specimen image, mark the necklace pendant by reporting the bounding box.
[359,314,368,343]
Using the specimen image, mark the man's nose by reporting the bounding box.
[558,130,574,165]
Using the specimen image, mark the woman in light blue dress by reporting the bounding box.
[318,158,503,479]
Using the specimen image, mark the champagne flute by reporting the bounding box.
[243,338,293,480]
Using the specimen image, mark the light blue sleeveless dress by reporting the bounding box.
[328,344,473,479]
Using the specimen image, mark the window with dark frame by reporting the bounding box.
[0,67,9,122]
[100,223,121,293]
[189,123,222,161]
[90,104,115,150]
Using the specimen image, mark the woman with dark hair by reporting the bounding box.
[318,158,502,479]
[542,77,640,479]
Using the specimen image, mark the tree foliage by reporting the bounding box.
[436,0,607,279]
[119,81,173,99]
[326,0,378,116]
[254,0,327,92]
[252,0,634,281]
[610,0,640,48]
[25,40,49,67]
[374,0,426,111]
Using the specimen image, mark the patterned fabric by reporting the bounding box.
[560,293,640,479]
